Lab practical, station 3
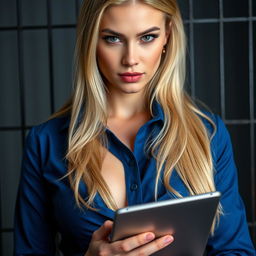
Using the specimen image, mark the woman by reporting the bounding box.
[14,0,255,255]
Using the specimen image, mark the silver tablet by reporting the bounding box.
[110,191,221,256]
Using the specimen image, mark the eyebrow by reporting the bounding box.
[101,26,161,37]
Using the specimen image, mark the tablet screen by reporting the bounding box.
[111,192,221,256]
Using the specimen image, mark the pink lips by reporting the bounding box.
[119,72,144,83]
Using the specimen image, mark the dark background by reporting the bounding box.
[0,0,255,254]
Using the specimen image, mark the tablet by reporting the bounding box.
[110,191,221,256]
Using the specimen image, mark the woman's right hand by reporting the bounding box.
[85,220,174,256]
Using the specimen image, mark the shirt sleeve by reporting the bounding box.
[206,115,256,255]
[14,127,57,256]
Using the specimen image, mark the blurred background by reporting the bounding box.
[0,0,255,254]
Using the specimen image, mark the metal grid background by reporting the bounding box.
[0,0,255,254]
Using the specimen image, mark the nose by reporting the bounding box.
[121,42,138,67]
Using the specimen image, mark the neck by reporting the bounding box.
[107,91,148,120]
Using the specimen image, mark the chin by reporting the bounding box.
[121,88,144,95]
[123,90,141,94]
[120,83,146,94]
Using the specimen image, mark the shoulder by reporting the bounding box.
[25,115,70,157]
[30,115,70,139]
[19,116,71,190]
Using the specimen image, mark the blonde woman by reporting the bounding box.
[14,0,255,255]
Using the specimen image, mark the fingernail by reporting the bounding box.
[164,236,173,244]
[146,233,154,241]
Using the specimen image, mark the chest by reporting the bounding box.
[101,113,152,208]
[101,150,127,208]
[46,142,188,253]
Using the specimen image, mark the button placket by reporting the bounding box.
[127,159,135,167]
[123,153,143,204]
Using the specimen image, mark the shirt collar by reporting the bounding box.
[59,106,84,132]
[59,115,70,132]
[151,100,165,123]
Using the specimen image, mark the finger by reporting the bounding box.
[128,235,174,256]
[92,220,113,241]
[110,232,155,254]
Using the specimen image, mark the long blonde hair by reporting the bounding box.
[53,0,220,231]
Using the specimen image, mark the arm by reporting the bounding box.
[14,127,57,256]
[206,115,255,255]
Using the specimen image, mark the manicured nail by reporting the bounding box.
[164,236,173,244]
[146,233,155,241]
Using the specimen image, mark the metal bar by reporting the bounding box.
[46,0,55,113]
[1,0,27,254]
[2,17,256,31]
[75,0,80,18]
[219,0,225,119]
[16,0,26,147]
[0,126,32,131]
[184,17,256,23]
[0,24,76,31]
[189,0,195,99]
[0,228,14,232]
[225,120,256,125]
[248,0,255,243]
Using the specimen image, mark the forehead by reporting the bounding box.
[99,2,165,31]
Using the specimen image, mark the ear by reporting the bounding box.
[164,21,172,45]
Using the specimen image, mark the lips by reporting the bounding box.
[119,72,144,83]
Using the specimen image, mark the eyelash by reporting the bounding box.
[102,36,121,44]
[102,34,159,44]
[140,34,159,43]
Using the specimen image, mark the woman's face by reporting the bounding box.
[97,2,170,95]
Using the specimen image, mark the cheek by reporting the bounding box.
[145,47,163,71]
[97,47,116,74]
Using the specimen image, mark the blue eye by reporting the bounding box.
[103,36,121,44]
[141,34,159,43]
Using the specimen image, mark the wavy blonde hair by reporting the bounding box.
[52,0,221,232]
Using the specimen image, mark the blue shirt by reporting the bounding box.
[14,102,255,255]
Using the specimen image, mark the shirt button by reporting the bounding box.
[130,183,138,191]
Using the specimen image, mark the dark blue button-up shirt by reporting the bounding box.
[14,102,255,255]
